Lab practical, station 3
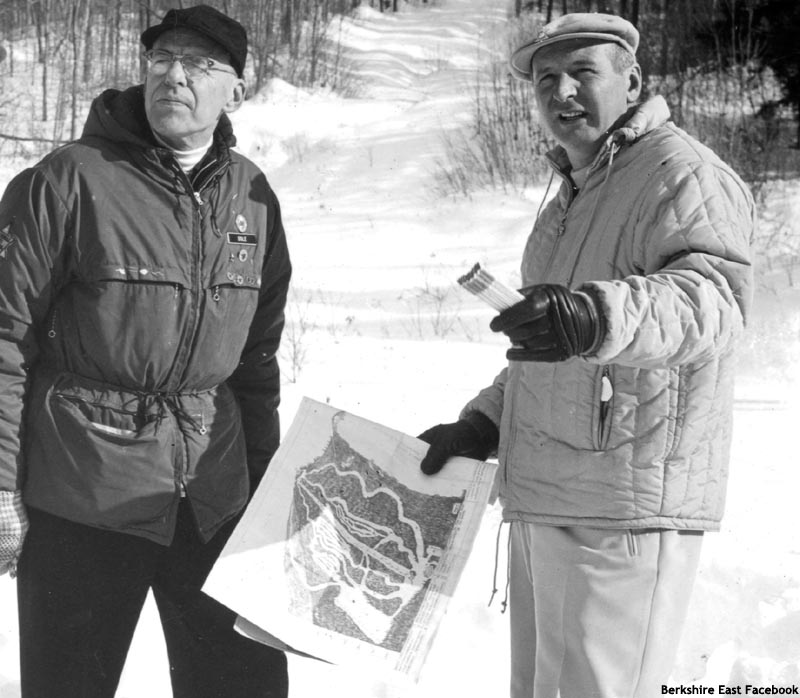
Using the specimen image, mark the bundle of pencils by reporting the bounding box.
[457,263,525,311]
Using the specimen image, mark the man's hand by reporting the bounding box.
[417,412,499,475]
[489,283,604,361]
[0,490,28,578]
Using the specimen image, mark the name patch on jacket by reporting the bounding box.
[227,232,257,246]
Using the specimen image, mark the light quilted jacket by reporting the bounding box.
[463,97,755,531]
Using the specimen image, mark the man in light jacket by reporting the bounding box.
[0,5,291,696]
[418,13,754,698]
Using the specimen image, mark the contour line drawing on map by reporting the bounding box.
[284,410,466,652]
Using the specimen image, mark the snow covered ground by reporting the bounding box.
[1,0,799,696]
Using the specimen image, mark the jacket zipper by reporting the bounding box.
[542,147,613,285]
[178,201,203,494]
[166,164,216,493]
[162,164,203,389]
[194,160,228,237]
[168,160,227,386]
[47,309,57,338]
[565,144,621,288]
[542,177,577,278]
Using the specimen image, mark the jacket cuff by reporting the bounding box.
[462,410,500,452]
[575,286,607,357]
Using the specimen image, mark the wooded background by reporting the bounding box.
[0,0,364,138]
[0,0,797,170]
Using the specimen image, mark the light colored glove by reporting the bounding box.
[0,490,28,578]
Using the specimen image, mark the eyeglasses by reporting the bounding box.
[143,49,237,79]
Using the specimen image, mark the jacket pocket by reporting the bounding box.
[180,385,249,521]
[593,365,615,451]
[24,372,179,529]
[663,366,686,461]
[54,392,148,436]
[49,266,194,387]
[193,273,261,376]
[50,385,177,478]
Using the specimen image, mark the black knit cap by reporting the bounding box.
[141,5,247,78]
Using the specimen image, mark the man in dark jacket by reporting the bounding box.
[0,6,291,697]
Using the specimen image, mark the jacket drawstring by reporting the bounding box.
[488,519,512,613]
[210,176,224,237]
[502,521,512,612]
[143,392,207,436]
[535,170,556,222]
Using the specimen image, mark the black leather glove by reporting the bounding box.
[489,284,604,362]
[417,411,499,475]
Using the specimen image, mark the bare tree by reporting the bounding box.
[69,0,91,140]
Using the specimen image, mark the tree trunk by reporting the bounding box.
[112,0,121,87]
[281,0,293,47]
[82,4,92,85]
[139,0,154,77]
[308,0,321,84]
[70,0,90,141]
[660,0,669,77]
[34,0,49,122]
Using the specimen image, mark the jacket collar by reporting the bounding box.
[82,85,237,158]
[545,95,671,178]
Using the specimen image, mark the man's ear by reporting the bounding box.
[627,63,642,104]
[224,78,247,114]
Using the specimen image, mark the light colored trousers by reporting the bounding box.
[508,522,703,698]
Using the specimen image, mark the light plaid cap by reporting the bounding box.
[510,12,639,81]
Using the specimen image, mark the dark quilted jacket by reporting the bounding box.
[0,85,291,543]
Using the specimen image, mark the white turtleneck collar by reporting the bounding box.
[153,132,214,173]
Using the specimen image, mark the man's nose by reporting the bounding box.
[163,58,188,86]
[553,74,578,102]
